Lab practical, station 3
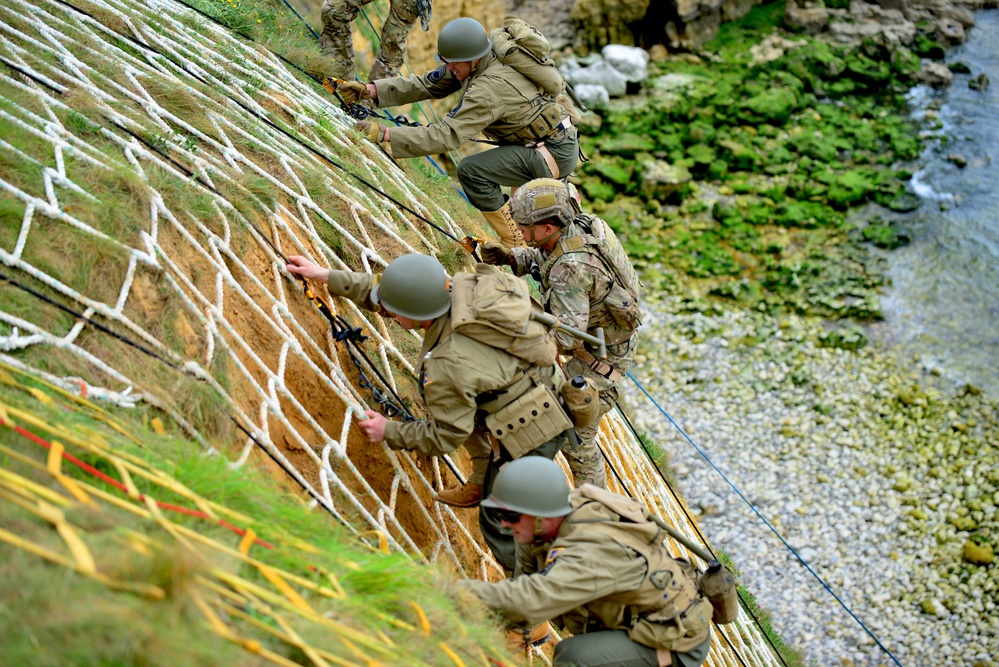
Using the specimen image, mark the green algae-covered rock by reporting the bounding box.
[790,132,838,162]
[581,180,618,202]
[718,139,759,170]
[592,159,634,187]
[637,158,692,202]
[599,132,657,157]
[962,539,994,565]
[738,86,798,125]
[827,169,875,208]
[817,325,868,351]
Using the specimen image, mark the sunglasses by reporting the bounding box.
[493,508,522,524]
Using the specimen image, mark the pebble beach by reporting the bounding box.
[625,300,998,667]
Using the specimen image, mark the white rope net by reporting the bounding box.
[0,0,783,664]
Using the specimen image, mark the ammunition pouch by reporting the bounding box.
[486,95,567,145]
[485,383,572,459]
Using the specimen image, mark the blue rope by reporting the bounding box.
[276,0,320,40]
[627,371,905,667]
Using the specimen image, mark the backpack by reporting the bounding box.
[489,17,583,124]
[449,263,558,367]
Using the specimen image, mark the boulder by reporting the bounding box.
[601,44,649,83]
[569,0,651,51]
[920,61,953,88]
[564,58,629,97]
[935,18,966,46]
[969,72,990,90]
[572,83,611,110]
[638,158,693,201]
[785,0,829,35]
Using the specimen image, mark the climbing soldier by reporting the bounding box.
[480,178,642,488]
[465,457,713,667]
[334,17,580,248]
[285,253,572,573]
[320,0,427,81]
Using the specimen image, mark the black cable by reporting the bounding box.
[0,271,182,371]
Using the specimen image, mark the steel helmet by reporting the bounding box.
[481,457,573,517]
[509,178,575,228]
[370,254,451,320]
[435,17,492,63]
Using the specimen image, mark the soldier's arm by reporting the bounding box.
[381,354,481,457]
[508,247,545,276]
[373,66,462,107]
[464,538,647,627]
[545,261,596,352]
[326,270,382,312]
[386,81,504,159]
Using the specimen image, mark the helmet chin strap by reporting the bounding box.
[532,516,546,544]
[524,224,561,248]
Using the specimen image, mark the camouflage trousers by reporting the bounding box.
[319,0,421,81]
[562,384,617,488]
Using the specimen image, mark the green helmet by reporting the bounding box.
[481,457,573,517]
[435,17,491,63]
[371,254,451,320]
[509,178,575,228]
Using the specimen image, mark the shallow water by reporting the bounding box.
[879,10,999,395]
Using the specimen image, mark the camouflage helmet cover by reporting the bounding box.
[480,457,573,517]
[435,17,492,63]
[509,178,575,228]
[371,254,451,321]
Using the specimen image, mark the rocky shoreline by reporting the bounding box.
[624,299,998,666]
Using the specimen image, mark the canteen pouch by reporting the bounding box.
[485,383,572,459]
[699,561,739,625]
[559,377,600,428]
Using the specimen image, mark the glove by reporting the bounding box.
[481,242,514,267]
[354,120,385,143]
[337,80,372,104]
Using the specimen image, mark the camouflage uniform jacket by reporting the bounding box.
[509,214,641,388]
[372,50,568,159]
[326,269,553,458]
[465,486,712,652]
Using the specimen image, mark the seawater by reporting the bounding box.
[880,9,999,396]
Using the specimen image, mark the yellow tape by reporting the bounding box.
[438,642,466,667]
[238,527,258,556]
[26,387,53,405]
[408,601,431,636]
[258,564,313,613]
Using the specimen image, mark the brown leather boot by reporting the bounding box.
[505,622,551,653]
[480,203,526,248]
[434,482,482,508]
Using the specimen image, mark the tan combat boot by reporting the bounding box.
[434,482,482,508]
[505,622,551,653]
[480,203,525,248]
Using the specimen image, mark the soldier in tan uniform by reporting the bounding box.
[337,18,579,247]
[481,179,642,488]
[320,0,424,81]
[466,457,713,666]
[285,253,569,572]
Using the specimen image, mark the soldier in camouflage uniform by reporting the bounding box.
[339,18,578,248]
[284,253,569,573]
[481,179,642,488]
[320,0,423,81]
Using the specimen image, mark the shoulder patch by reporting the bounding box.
[428,65,447,83]
[544,547,562,566]
[421,369,433,386]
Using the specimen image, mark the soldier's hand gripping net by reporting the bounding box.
[335,80,372,104]
[480,242,514,267]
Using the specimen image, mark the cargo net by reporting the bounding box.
[0,0,781,664]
